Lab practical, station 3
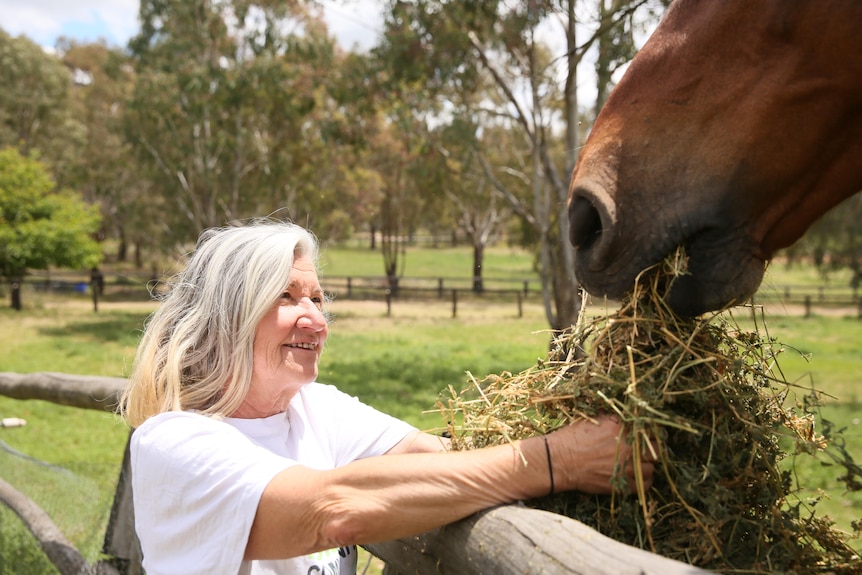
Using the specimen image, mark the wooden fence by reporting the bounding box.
[18,270,862,318]
[752,284,862,317]
[0,372,711,575]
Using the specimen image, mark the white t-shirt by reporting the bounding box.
[131,382,417,575]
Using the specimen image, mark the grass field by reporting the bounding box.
[1,244,861,572]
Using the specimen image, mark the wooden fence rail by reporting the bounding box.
[0,372,711,574]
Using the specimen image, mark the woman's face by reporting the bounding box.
[234,255,329,418]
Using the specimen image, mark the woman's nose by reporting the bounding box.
[297,298,327,330]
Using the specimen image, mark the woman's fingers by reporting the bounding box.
[550,415,658,495]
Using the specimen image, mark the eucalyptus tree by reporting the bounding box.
[314,51,386,248]
[0,30,85,186]
[330,38,443,284]
[376,0,666,331]
[57,40,159,267]
[126,0,344,244]
[428,118,514,293]
[362,105,428,293]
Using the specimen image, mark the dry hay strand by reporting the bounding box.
[440,251,862,574]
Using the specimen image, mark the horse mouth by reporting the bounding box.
[570,189,765,316]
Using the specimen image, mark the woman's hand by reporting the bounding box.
[548,415,655,495]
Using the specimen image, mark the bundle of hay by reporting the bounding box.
[441,253,862,573]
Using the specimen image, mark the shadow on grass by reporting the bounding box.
[38,313,146,346]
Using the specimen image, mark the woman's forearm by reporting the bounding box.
[246,436,550,560]
[325,437,551,543]
[246,415,650,561]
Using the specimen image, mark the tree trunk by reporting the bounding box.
[117,229,128,262]
[10,277,22,311]
[134,240,143,269]
[472,243,484,293]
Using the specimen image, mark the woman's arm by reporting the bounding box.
[245,415,650,560]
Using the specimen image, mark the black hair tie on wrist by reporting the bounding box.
[542,435,555,496]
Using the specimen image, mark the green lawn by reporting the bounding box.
[729,311,862,539]
[1,247,861,572]
[318,243,539,281]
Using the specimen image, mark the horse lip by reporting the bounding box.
[575,249,663,302]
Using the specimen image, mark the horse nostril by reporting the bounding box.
[569,194,603,249]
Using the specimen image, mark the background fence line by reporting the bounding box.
[13,270,862,318]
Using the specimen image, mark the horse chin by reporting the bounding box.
[666,250,766,317]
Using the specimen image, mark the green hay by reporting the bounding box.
[440,252,862,573]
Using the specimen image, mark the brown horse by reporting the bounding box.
[567,0,862,316]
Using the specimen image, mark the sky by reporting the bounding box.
[0,0,384,52]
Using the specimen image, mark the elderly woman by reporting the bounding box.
[120,220,653,575]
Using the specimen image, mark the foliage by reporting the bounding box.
[0,148,102,307]
[4,1,860,324]
[374,0,666,330]
[0,30,85,185]
[58,40,157,267]
[126,0,354,243]
[785,194,862,289]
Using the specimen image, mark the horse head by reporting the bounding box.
[568,0,862,316]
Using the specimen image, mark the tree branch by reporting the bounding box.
[0,477,96,575]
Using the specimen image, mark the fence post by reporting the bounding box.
[517,291,523,318]
[452,289,458,318]
[386,289,392,317]
[347,277,352,298]
[523,281,529,295]
[804,295,812,318]
[438,278,444,298]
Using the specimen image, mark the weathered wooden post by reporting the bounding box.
[366,504,712,575]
